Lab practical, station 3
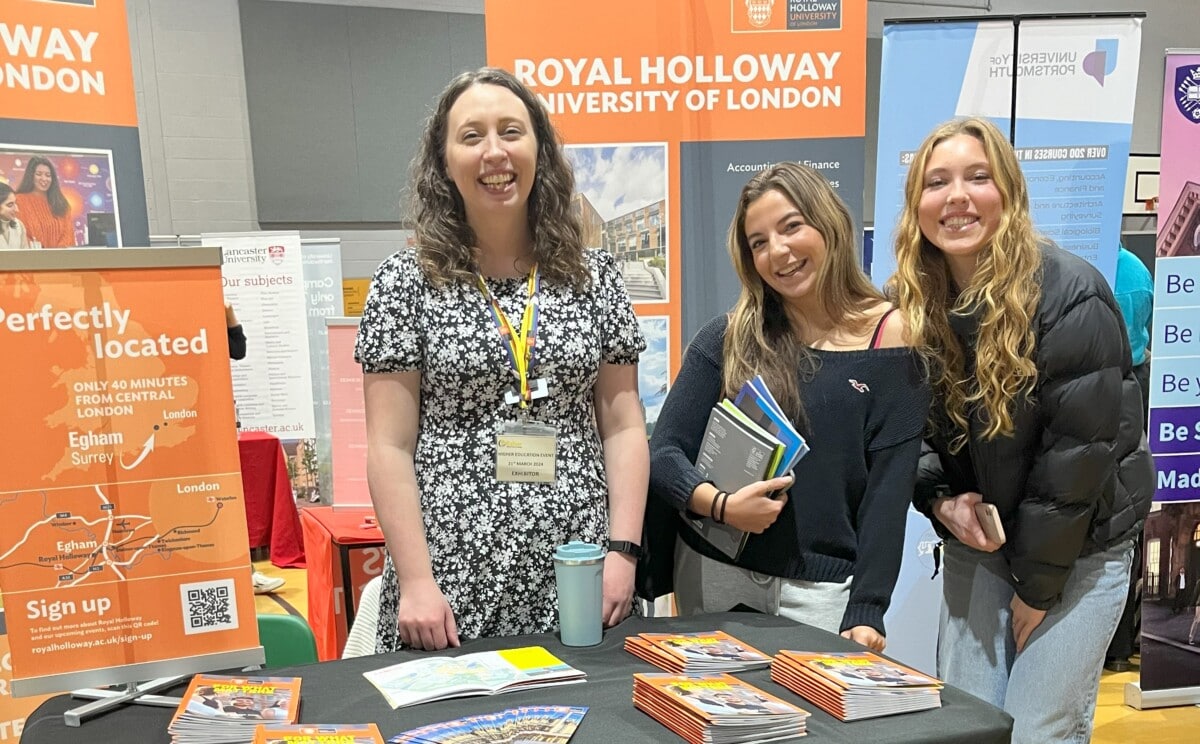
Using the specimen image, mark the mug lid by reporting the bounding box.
[554,540,603,562]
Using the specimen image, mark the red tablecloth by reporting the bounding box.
[300,506,386,660]
[238,430,306,568]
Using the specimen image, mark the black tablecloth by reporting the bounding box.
[21,612,1011,743]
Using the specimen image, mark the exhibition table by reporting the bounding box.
[238,430,306,568]
[299,506,386,660]
[20,612,1012,743]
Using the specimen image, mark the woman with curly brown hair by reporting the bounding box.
[892,117,1153,743]
[354,67,647,651]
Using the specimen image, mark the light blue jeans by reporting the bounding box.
[938,538,1133,744]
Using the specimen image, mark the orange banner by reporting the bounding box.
[487,2,864,143]
[0,250,261,696]
[1,1,138,128]
[486,0,866,388]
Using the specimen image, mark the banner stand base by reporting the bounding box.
[1123,680,1200,710]
[64,675,188,726]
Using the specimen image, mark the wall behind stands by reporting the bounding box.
[237,0,485,225]
[127,0,1196,276]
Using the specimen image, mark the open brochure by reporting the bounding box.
[253,723,383,744]
[391,705,588,744]
[684,376,808,559]
[362,646,586,709]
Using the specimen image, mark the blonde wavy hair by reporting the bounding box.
[725,162,885,429]
[890,117,1041,451]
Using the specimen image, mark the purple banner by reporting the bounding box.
[1141,52,1200,695]
[1149,406,1200,455]
[1152,453,1200,501]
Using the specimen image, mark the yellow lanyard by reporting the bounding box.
[476,266,540,407]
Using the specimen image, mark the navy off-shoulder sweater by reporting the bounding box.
[648,315,930,634]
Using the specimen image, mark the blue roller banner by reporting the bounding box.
[871,16,1143,288]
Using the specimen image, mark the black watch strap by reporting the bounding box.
[607,540,643,559]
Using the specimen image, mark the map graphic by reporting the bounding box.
[0,476,243,594]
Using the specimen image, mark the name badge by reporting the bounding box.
[495,421,557,483]
[504,377,549,406]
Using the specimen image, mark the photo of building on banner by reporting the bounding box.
[1139,50,1200,699]
[871,15,1143,287]
[485,0,867,361]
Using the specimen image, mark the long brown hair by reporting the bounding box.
[891,117,1041,450]
[409,67,589,290]
[16,156,70,217]
[724,162,885,428]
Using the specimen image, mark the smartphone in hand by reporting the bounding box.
[974,502,1007,546]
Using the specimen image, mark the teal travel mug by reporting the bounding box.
[553,541,604,647]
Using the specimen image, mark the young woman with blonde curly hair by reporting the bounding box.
[648,162,928,650]
[355,67,647,651]
[892,117,1153,743]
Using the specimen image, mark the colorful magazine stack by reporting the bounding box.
[363,646,585,709]
[771,651,943,721]
[389,705,587,743]
[169,674,302,744]
[625,630,772,673]
[253,723,384,743]
[685,376,809,559]
[633,673,809,743]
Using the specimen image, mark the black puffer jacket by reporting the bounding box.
[913,243,1154,611]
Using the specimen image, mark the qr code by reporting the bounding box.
[180,578,239,635]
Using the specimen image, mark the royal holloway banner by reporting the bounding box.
[1140,50,1200,696]
[871,15,1143,287]
[485,0,866,416]
[1,0,149,247]
[0,249,263,696]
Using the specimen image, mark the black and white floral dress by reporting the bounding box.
[354,248,645,650]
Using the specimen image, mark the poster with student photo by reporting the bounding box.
[0,143,122,247]
[1140,501,1200,691]
[564,143,669,303]
[637,316,669,435]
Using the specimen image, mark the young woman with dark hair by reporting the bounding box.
[355,67,647,652]
[15,156,72,248]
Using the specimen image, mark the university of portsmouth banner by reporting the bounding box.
[486,0,866,379]
[1139,50,1200,697]
[1,0,149,246]
[871,15,1142,287]
[0,248,263,697]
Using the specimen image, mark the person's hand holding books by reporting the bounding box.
[726,475,794,533]
[693,474,793,534]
